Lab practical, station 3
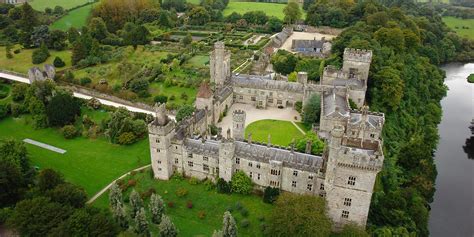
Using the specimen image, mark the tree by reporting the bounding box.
[371,67,404,111]
[112,201,128,229]
[295,133,324,155]
[134,207,149,236]
[32,42,50,64]
[182,33,192,46]
[45,183,87,208]
[89,17,108,42]
[263,186,280,204]
[266,193,332,236]
[231,171,253,194]
[67,27,80,44]
[5,42,12,59]
[72,30,93,65]
[53,6,64,15]
[109,182,123,209]
[162,0,186,12]
[216,178,232,194]
[0,158,25,207]
[129,189,143,218]
[302,94,321,124]
[334,223,369,237]
[283,1,302,24]
[93,0,157,32]
[159,215,178,237]
[53,56,66,67]
[19,2,39,47]
[122,22,150,48]
[175,105,195,122]
[154,95,168,103]
[37,168,64,192]
[31,25,49,47]
[270,50,297,75]
[158,11,171,28]
[149,193,165,224]
[266,16,283,32]
[46,92,81,127]
[222,211,237,237]
[187,6,211,25]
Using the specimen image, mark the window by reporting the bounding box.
[247,89,251,93]
[348,176,356,186]
[307,184,313,191]
[175,146,178,149]
[236,158,240,164]
[344,198,352,206]
[188,153,193,158]
[235,168,240,172]
[203,156,209,162]
[250,172,253,178]
[156,139,160,143]
[158,168,162,171]
[293,170,298,176]
[203,164,209,172]
[268,98,273,103]
[270,92,273,96]
[175,158,179,164]
[248,162,253,167]
[351,131,356,136]
[260,91,264,95]
[257,173,261,180]
[188,161,193,167]
[370,133,375,138]
[292,181,297,187]
[320,183,325,190]
[277,100,282,105]
[216,167,219,174]
[239,95,243,100]
[258,101,262,106]
[308,175,313,180]
[251,96,256,101]
[319,193,325,198]
[271,169,280,175]
[341,210,349,219]
[157,160,161,164]
[156,149,160,152]
[233,95,236,99]
[256,163,261,169]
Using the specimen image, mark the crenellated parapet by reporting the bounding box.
[343,48,373,63]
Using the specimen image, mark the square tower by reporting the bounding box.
[342,48,372,83]
[210,41,231,89]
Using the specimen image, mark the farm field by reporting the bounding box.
[224,2,287,20]
[0,113,150,197]
[29,0,90,11]
[93,169,273,237]
[51,3,97,30]
[245,119,308,146]
[442,17,474,39]
[0,46,71,74]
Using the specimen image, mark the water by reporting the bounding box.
[429,63,474,237]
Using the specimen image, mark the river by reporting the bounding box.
[429,63,474,237]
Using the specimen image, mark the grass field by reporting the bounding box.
[29,0,90,11]
[0,114,150,197]
[443,17,474,39]
[93,169,273,237]
[51,3,96,31]
[224,2,287,20]
[245,119,307,147]
[0,46,71,74]
[187,55,209,67]
[187,0,201,4]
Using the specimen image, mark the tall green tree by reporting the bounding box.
[222,211,237,237]
[302,94,321,124]
[149,193,165,224]
[283,1,302,24]
[134,207,149,236]
[159,215,178,237]
[129,189,143,218]
[46,92,81,127]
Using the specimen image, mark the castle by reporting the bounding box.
[148,42,384,229]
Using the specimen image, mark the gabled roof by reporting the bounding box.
[196,82,212,99]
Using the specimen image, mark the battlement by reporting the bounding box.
[323,66,350,80]
[232,110,246,122]
[214,41,225,50]
[343,48,372,63]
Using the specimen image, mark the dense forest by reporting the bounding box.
[306,0,473,236]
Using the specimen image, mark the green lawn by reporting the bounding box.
[187,55,209,67]
[187,0,201,4]
[0,114,150,197]
[93,169,273,237]
[245,119,306,147]
[224,2,287,20]
[0,46,71,74]
[443,16,474,39]
[29,0,90,11]
[148,81,197,106]
[51,3,96,31]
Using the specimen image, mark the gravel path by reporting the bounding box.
[23,139,67,154]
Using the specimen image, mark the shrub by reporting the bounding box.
[167,201,174,208]
[258,216,265,222]
[198,210,206,219]
[240,208,249,217]
[241,219,250,228]
[128,179,137,187]
[53,56,66,67]
[217,178,232,194]
[79,77,92,85]
[203,179,215,191]
[32,44,50,64]
[0,207,13,224]
[235,202,242,211]
[154,95,168,103]
[176,188,188,197]
[13,49,20,54]
[117,132,136,145]
[186,200,193,209]
[263,186,280,204]
[189,177,200,185]
[61,125,77,139]
[231,171,253,194]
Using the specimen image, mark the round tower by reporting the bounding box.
[232,110,246,140]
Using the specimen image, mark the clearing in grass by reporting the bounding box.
[442,17,474,40]
[50,3,97,31]
[0,112,150,197]
[93,169,273,237]
[0,45,71,74]
[29,0,90,11]
[224,2,287,20]
[245,119,307,147]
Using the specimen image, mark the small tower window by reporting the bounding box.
[256,163,261,169]
[293,171,298,176]
[157,160,161,164]
[203,164,209,172]
[175,158,179,164]
[307,184,313,191]
[203,156,209,162]
[370,133,375,138]
[348,176,356,186]
[188,153,193,158]
[292,181,297,187]
[341,210,349,219]
[156,149,160,152]
[249,172,253,178]
[308,175,313,180]
[188,161,193,167]
[236,158,240,164]
[257,173,261,180]
[320,183,325,190]
[248,162,253,167]
[156,139,160,143]
[344,198,352,206]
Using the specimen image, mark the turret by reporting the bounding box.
[297,72,308,85]
[232,110,246,140]
[210,41,231,89]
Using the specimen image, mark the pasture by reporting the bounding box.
[224,2,287,20]
[51,3,96,30]
[29,0,90,11]
[443,17,474,39]
[0,46,71,74]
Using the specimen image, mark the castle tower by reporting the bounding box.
[148,103,176,180]
[218,139,236,182]
[232,110,246,140]
[297,71,308,85]
[324,125,384,229]
[342,48,372,82]
[210,41,231,90]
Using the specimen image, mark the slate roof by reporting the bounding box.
[232,75,304,93]
[196,82,212,98]
[292,39,325,50]
[349,113,384,129]
[322,89,349,117]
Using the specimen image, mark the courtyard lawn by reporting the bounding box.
[0,114,150,197]
[443,17,474,39]
[245,119,306,147]
[0,46,72,74]
[93,169,273,237]
[224,2,287,20]
[51,3,96,31]
[29,0,89,11]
